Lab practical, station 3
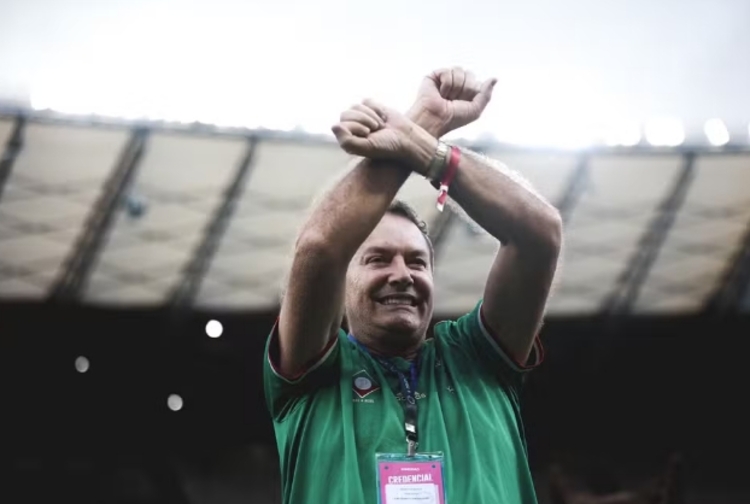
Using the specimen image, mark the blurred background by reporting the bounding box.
[1,0,750,502]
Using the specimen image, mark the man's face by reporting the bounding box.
[345,214,434,340]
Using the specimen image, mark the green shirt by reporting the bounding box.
[264,301,541,504]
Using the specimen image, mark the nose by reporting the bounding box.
[388,256,414,289]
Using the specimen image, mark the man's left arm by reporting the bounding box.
[340,65,562,367]
[402,68,561,367]
[445,149,562,366]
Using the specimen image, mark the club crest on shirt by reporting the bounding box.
[352,369,380,401]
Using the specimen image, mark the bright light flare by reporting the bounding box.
[704,118,729,146]
[167,394,183,412]
[603,121,642,147]
[205,320,223,338]
[644,118,685,147]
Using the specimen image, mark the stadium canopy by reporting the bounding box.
[1,112,749,316]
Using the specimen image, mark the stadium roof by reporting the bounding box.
[1,112,749,315]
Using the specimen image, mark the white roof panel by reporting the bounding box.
[85,132,247,304]
[552,154,683,314]
[635,154,750,313]
[197,139,348,308]
[0,123,128,299]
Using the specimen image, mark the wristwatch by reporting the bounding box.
[425,141,450,183]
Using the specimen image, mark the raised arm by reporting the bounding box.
[407,71,562,365]
[277,154,409,377]
[277,69,495,378]
[334,71,562,368]
[441,149,562,365]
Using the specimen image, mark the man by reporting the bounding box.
[264,67,562,504]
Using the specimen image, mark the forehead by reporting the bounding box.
[360,213,431,256]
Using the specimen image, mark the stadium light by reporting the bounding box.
[205,319,223,338]
[75,356,90,373]
[603,121,642,147]
[167,394,184,411]
[704,118,729,146]
[644,118,685,147]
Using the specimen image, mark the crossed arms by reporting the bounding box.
[276,68,562,378]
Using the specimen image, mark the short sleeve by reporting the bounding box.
[263,319,342,422]
[435,300,544,393]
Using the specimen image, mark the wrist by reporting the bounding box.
[403,123,439,175]
[406,106,445,138]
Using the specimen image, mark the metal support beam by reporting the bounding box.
[0,115,26,203]
[170,136,258,308]
[705,219,750,315]
[555,153,590,224]
[48,128,148,302]
[603,152,697,314]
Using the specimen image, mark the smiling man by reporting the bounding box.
[264,68,562,504]
[344,200,435,360]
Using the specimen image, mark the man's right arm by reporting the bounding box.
[276,157,411,378]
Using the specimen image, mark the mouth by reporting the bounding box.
[377,294,418,307]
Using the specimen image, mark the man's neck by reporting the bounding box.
[350,331,424,361]
[367,342,422,361]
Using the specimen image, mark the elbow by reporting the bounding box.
[519,206,563,259]
[294,229,346,265]
[542,207,563,253]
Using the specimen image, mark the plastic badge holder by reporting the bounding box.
[375,452,446,504]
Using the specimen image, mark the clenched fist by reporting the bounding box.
[331,99,436,169]
[408,67,497,137]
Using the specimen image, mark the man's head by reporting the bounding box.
[345,200,435,354]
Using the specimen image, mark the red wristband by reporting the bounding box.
[436,146,461,212]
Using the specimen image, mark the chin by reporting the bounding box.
[380,314,422,334]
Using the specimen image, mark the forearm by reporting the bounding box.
[280,158,410,372]
[453,149,562,250]
[441,149,562,252]
[298,118,440,261]
[297,158,411,260]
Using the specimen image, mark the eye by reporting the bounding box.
[410,258,428,268]
[366,256,387,265]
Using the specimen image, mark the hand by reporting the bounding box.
[332,100,436,169]
[408,67,497,137]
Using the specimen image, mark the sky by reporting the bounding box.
[0,0,749,147]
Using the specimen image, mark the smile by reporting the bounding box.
[378,295,418,307]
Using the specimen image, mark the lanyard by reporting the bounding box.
[348,334,421,456]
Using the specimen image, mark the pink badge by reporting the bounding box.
[377,459,446,504]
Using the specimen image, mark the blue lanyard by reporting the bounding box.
[348,334,421,456]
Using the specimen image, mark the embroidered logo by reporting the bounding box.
[352,369,380,400]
